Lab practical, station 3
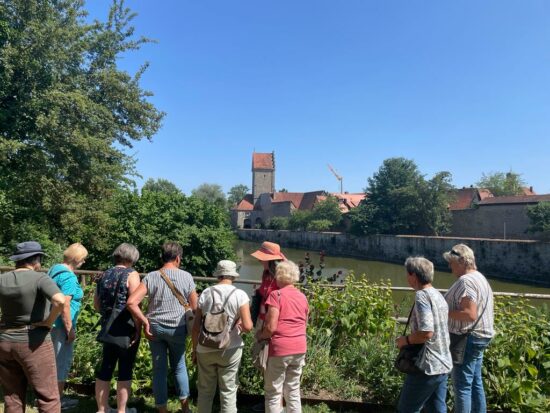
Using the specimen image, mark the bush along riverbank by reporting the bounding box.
[71,276,550,412]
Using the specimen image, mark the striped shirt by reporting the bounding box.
[445,271,494,339]
[143,268,196,328]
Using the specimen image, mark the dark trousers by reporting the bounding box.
[0,339,60,413]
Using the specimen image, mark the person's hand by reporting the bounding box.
[31,320,52,330]
[192,350,197,364]
[395,336,408,349]
[143,319,154,341]
[129,328,141,347]
[66,328,76,343]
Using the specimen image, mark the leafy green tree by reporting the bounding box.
[0,0,164,249]
[268,216,289,230]
[288,210,312,231]
[227,184,249,207]
[476,171,527,196]
[307,219,332,232]
[106,189,235,274]
[352,158,453,235]
[191,183,226,208]
[310,196,342,228]
[527,202,550,240]
[142,178,182,195]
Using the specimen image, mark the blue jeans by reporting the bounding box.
[148,323,189,406]
[51,327,75,381]
[397,372,448,413]
[451,335,491,413]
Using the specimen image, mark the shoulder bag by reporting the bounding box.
[394,303,424,375]
[448,296,489,365]
[97,272,135,349]
[159,269,195,333]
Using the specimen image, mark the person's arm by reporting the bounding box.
[191,307,203,363]
[238,302,253,334]
[127,271,143,343]
[256,305,279,341]
[61,295,75,342]
[396,330,433,349]
[449,297,477,322]
[33,293,66,328]
[93,280,101,312]
[188,290,198,311]
[127,282,152,339]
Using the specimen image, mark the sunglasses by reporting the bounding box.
[450,249,461,257]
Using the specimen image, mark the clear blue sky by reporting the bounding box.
[87,0,550,194]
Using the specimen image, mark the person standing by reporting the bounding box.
[250,241,286,328]
[192,260,253,413]
[443,244,494,413]
[0,241,65,413]
[127,242,198,413]
[94,243,142,413]
[48,242,88,410]
[396,257,452,413]
[256,261,309,413]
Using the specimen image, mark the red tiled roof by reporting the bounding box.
[521,187,536,196]
[252,153,274,170]
[449,188,494,210]
[234,194,254,210]
[478,194,550,206]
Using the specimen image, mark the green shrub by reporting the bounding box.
[268,217,289,230]
[306,219,333,232]
[484,299,550,413]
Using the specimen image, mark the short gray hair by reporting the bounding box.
[404,257,434,285]
[112,243,140,266]
[275,260,300,285]
[443,243,477,270]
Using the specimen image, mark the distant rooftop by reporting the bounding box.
[252,152,274,170]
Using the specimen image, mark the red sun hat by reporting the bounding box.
[251,241,286,261]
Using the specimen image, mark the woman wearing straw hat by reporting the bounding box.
[192,260,253,413]
[0,241,66,413]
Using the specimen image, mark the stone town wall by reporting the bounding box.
[236,229,550,286]
[450,204,534,240]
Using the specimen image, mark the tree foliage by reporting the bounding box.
[0,0,164,252]
[350,158,453,235]
[476,171,527,197]
[227,184,249,207]
[311,196,342,226]
[103,189,235,274]
[142,178,182,195]
[191,183,226,208]
[527,202,550,240]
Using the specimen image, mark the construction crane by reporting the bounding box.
[327,164,343,194]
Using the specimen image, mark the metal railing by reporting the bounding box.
[2,266,549,300]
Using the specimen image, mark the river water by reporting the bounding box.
[233,240,550,304]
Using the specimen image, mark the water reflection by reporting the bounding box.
[234,240,550,301]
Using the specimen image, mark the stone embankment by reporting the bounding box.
[237,229,550,287]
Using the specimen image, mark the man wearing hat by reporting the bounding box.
[192,260,253,413]
[0,241,66,413]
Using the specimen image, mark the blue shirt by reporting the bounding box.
[48,264,84,330]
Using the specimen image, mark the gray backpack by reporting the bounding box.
[198,287,239,349]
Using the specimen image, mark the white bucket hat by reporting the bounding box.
[213,260,240,278]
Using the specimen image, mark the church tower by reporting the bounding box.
[252,152,275,203]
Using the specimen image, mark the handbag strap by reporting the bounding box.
[467,296,489,333]
[159,269,189,308]
[402,303,415,336]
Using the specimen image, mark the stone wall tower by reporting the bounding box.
[252,152,275,203]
